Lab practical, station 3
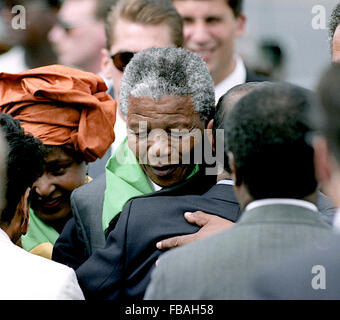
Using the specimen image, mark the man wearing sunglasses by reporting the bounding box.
[48,0,106,75]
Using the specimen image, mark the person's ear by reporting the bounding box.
[235,13,246,38]
[19,188,30,235]
[206,119,215,152]
[313,136,331,185]
[100,48,114,79]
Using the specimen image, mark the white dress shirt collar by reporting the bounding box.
[214,54,247,104]
[147,177,162,192]
[216,179,234,186]
[245,198,318,212]
[332,208,340,232]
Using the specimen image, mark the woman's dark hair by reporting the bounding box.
[0,113,44,223]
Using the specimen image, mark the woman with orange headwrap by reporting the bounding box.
[0,65,116,259]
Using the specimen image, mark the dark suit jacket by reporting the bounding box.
[245,68,269,83]
[75,182,241,300]
[52,168,217,269]
[250,231,340,299]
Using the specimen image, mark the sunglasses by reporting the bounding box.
[110,51,136,72]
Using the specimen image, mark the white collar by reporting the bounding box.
[332,208,340,232]
[216,179,234,186]
[214,54,247,104]
[245,198,318,212]
[147,176,162,192]
[0,228,11,243]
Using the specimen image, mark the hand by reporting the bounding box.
[156,211,234,250]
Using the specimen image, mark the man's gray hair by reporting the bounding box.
[119,47,215,120]
[329,3,340,51]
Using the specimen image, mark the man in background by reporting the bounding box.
[49,0,107,75]
[172,0,266,103]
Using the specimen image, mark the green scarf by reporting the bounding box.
[102,138,199,232]
[21,209,59,252]
[102,138,154,232]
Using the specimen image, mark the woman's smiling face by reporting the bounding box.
[30,146,86,232]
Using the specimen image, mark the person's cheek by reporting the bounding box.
[128,132,149,165]
[63,166,86,192]
[181,129,203,164]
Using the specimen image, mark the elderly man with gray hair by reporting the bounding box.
[74,47,239,299]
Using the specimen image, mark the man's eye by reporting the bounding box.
[206,17,221,24]
[182,17,194,24]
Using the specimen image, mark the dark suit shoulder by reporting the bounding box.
[52,217,88,270]
[202,183,238,203]
[245,68,270,83]
[72,174,106,200]
[71,173,107,256]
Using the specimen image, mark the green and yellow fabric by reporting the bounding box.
[102,138,155,232]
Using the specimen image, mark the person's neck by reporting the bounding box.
[77,58,102,74]
[23,42,58,69]
[237,184,318,211]
[216,171,232,182]
[213,57,236,86]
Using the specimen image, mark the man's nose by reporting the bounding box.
[189,21,212,44]
[148,131,170,159]
[32,173,56,197]
[48,24,64,44]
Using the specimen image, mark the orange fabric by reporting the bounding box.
[0,65,116,162]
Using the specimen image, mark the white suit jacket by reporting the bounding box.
[0,229,84,300]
